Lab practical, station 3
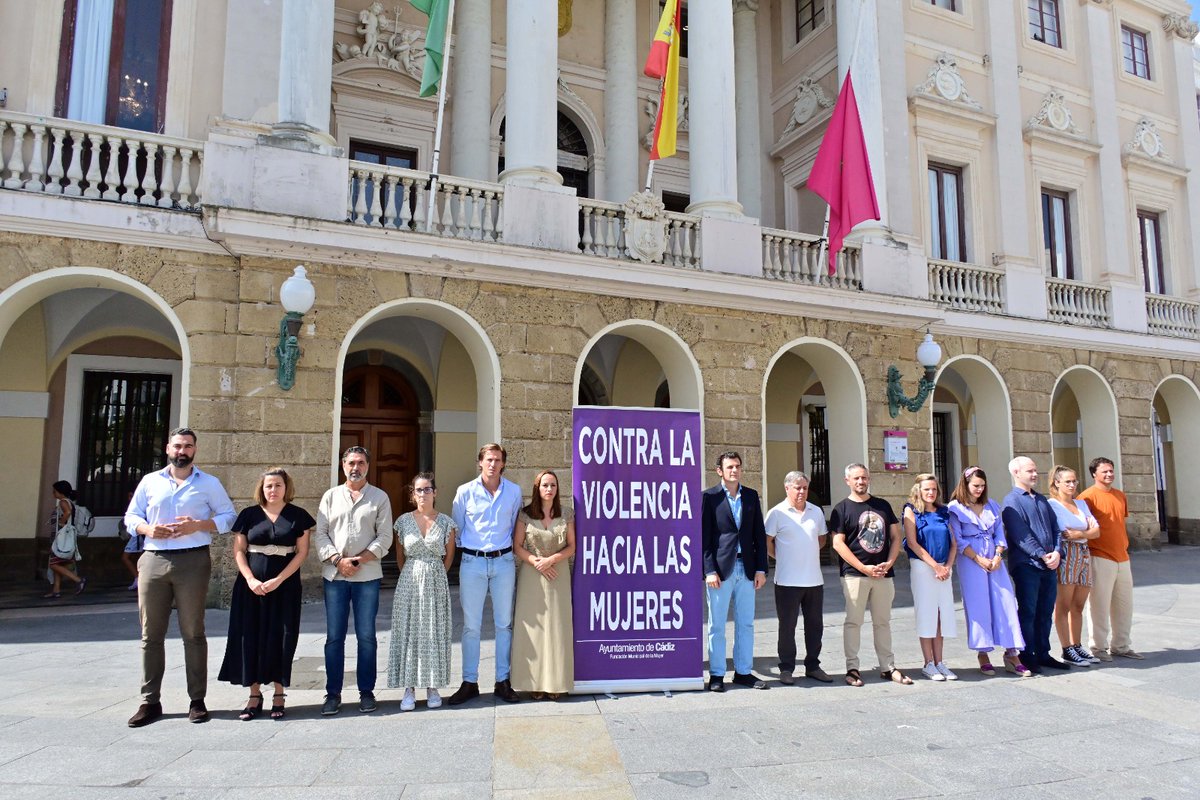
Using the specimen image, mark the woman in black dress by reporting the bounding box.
[218,467,313,719]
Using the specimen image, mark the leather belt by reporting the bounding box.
[460,546,512,559]
[248,544,296,556]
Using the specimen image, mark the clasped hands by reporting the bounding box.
[145,516,207,538]
[531,554,560,580]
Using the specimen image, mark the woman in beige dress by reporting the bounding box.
[511,469,576,699]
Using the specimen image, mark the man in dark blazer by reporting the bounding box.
[702,451,769,691]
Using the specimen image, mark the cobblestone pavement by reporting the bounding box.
[1,548,1197,799]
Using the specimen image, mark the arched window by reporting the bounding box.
[498,109,592,197]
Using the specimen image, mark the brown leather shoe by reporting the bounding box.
[187,699,209,723]
[127,702,162,728]
[805,668,834,683]
[446,681,480,706]
[494,679,520,703]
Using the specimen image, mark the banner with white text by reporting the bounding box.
[571,406,704,693]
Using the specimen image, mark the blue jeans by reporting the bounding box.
[323,578,381,695]
[706,565,756,677]
[1010,563,1057,665]
[458,552,516,683]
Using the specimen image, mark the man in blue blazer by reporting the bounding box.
[702,451,769,691]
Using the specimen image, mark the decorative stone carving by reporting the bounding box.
[1122,118,1169,162]
[1025,89,1079,135]
[559,0,572,37]
[734,0,760,11]
[333,2,427,83]
[782,76,834,134]
[642,89,690,151]
[557,74,584,107]
[622,191,669,264]
[913,53,982,109]
[1162,13,1200,40]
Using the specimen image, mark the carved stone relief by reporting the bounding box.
[333,2,427,83]
[782,77,834,134]
[913,53,982,110]
[623,191,669,264]
[1162,13,1200,40]
[642,89,690,151]
[1122,118,1169,162]
[1025,89,1080,135]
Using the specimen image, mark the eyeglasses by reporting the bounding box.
[414,487,435,494]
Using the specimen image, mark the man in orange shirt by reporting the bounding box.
[1077,457,1142,661]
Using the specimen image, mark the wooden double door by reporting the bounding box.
[339,365,421,518]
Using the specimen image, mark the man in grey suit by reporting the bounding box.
[701,451,769,692]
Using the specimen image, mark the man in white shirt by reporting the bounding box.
[313,446,393,715]
[765,471,832,684]
[123,427,236,727]
[448,443,523,704]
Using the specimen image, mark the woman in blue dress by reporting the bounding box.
[902,474,958,681]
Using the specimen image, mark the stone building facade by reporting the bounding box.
[2,0,1199,595]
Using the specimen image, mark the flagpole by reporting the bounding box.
[424,0,458,232]
[816,206,831,273]
[820,0,867,265]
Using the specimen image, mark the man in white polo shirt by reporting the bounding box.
[765,470,832,684]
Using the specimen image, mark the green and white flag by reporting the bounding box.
[411,0,450,98]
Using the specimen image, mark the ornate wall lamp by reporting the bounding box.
[886,329,943,418]
[275,266,315,391]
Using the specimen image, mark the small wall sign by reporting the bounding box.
[884,430,908,471]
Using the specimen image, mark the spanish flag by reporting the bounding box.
[644,0,681,160]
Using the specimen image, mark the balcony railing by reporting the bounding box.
[1146,294,1200,339]
[1046,278,1111,327]
[578,197,701,269]
[761,229,861,290]
[928,259,1005,313]
[347,162,503,241]
[0,111,202,209]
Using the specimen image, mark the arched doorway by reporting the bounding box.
[1152,376,1200,544]
[1050,367,1121,481]
[497,109,594,197]
[931,356,1013,499]
[339,364,421,515]
[0,268,187,581]
[763,339,868,511]
[575,321,703,411]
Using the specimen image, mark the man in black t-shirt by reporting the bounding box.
[828,463,911,686]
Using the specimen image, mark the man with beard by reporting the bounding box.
[313,445,393,715]
[829,463,911,687]
[124,428,236,727]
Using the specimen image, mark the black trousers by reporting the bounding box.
[775,583,824,672]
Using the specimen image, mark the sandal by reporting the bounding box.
[1003,655,1030,677]
[239,694,263,721]
[43,591,61,599]
[844,669,864,687]
[978,654,997,676]
[881,669,913,685]
[271,692,286,720]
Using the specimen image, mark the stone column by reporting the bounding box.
[733,0,762,219]
[686,0,741,216]
[1164,13,1200,297]
[450,0,493,181]
[271,0,336,146]
[500,0,561,184]
[604,0,639,201]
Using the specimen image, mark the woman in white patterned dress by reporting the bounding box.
[387,472,457,711]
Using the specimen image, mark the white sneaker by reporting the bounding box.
[400,688,416,712]
[426,688,442,709]
[922,662,945,681]
[935,662,958,681]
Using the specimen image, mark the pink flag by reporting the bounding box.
[807,73,880,275]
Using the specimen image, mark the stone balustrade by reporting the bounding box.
[0,110,202,209]
[761,228,862,290]
[577,197,701,269]
[1146,294,1200,339]
[928,259,1005,313]
[1046,277,1111,328]
[347,162,503,241]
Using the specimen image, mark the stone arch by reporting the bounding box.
[1050,365,1122,483]
[333,298,501,489]
[1152,374,1200,542]
[489,86,608,194]
[932,355,1013,496]
[574,319,703,412]
[762,338,868,508]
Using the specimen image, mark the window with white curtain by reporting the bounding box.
[1138,210,1166,295]
[1041,189,1074,280]
[56,0,173,132]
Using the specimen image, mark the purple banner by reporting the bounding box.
[572,407,704,692]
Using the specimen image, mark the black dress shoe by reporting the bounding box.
[732,672,769,690]
[187,699,209,723]
[447,681,480,706]
[1040,657,1070,670]
[494,679,520,703]
[707,676,726,692]
[127,702,162,728]
[805,668,834,683]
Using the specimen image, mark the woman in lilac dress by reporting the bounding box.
[946,467,1027,676]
